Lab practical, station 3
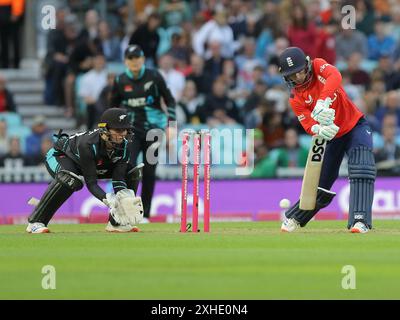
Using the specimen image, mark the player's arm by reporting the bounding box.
[78,144,107,201]
[291,98,338,141]
[314,58,342,100]
[156,70,176,121]
[109,75,122,108]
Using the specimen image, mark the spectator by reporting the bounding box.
[249,128,277,178]
[315,20,337,65]
[235,37,266,90]
[259,109,285,149]
[159,0,191,29]
[276,128,308,168]
[244,98,273,129]
[43,13,79,106]
[367,19,396,61]
[158,53,185,101]
[375,90,400,129]
[186,54,212,95]
[0,119,8,155]
[0,136,25,168]
[26,136,53,166]
[0,0,24,68]
[78,54,108,129]
[335,28,368,62]
[286,2,318,58]
[78,9,100,42]
[25,116,49,157]
[203,41,226,85]
[0,73,16,112]
[243,80,268,114]
[167,31,192,75]
[129,12,161,67]
[346,52,370,89]
[227,0,248,40]
[176,80,204,125]
[198,77,241,126]
[355,0,376,36]
[193,9,235,59]
[97,20,121,62]
[363,91,382,133]
[96,73,116,120]
[388,5,400,43]
[374,114,400,176]
[374,54,400,91]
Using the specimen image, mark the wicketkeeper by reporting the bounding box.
[278,47,376,233]
[26,108,144,233]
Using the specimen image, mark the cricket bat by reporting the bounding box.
[299,135,327,210]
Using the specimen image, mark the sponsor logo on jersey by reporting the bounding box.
[319,63,330,72]
[144,81,153,91]
[97,159,103,166]
[127,97,146,107]
[124,85,133,92]
[318,75,326,84]
[298,114,305,121]
[96,169,108,175]
[305,94,313,104]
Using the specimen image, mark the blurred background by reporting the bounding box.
[0,0,399,223]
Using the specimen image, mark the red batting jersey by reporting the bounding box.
[289,58,363,138]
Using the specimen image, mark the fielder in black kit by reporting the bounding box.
[110,45,176,220]
[26,108,144,233]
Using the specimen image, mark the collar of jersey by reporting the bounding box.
[125,66,145,80]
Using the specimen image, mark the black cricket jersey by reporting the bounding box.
[62,129,132,200]
[110,67,176,134]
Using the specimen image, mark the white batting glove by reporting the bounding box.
[311,123,339,141]
[311,99,335,126]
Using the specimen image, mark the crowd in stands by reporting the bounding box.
[1,0,400,177]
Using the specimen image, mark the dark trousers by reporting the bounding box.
[319,117,373,189]
[0,6,21,68]
[130,131,160,218]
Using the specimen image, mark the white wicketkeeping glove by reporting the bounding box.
[102,192,130,225]
[115,189,144,225]
[103,193,117,208]
[311,123,339,141]
[311,98,335,126]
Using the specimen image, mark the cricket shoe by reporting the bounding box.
[350,222,369,234]
[26,222,50,233]
[105,222,140,233]
[281,218,300,232]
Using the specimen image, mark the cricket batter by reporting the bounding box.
[110,45,176,221]
[26,108,144,233]
[278,47,376,233]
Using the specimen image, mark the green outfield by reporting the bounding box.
[1,221,400,299]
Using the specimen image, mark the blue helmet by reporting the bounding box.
[278,47,313,89]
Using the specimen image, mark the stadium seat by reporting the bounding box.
[7,125,32,153]
[0,112,22,129]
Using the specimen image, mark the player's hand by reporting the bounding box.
[311,123,339,141]
[311,99,335,126]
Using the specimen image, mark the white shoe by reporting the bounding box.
[26,222,50,234]
[350,222,369,234]
[281,218,300,232]
[105,222,139,233]
[141,217,150,224]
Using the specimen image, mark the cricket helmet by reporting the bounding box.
[278,47,313,90]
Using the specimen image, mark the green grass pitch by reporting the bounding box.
[1,221,400,299]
